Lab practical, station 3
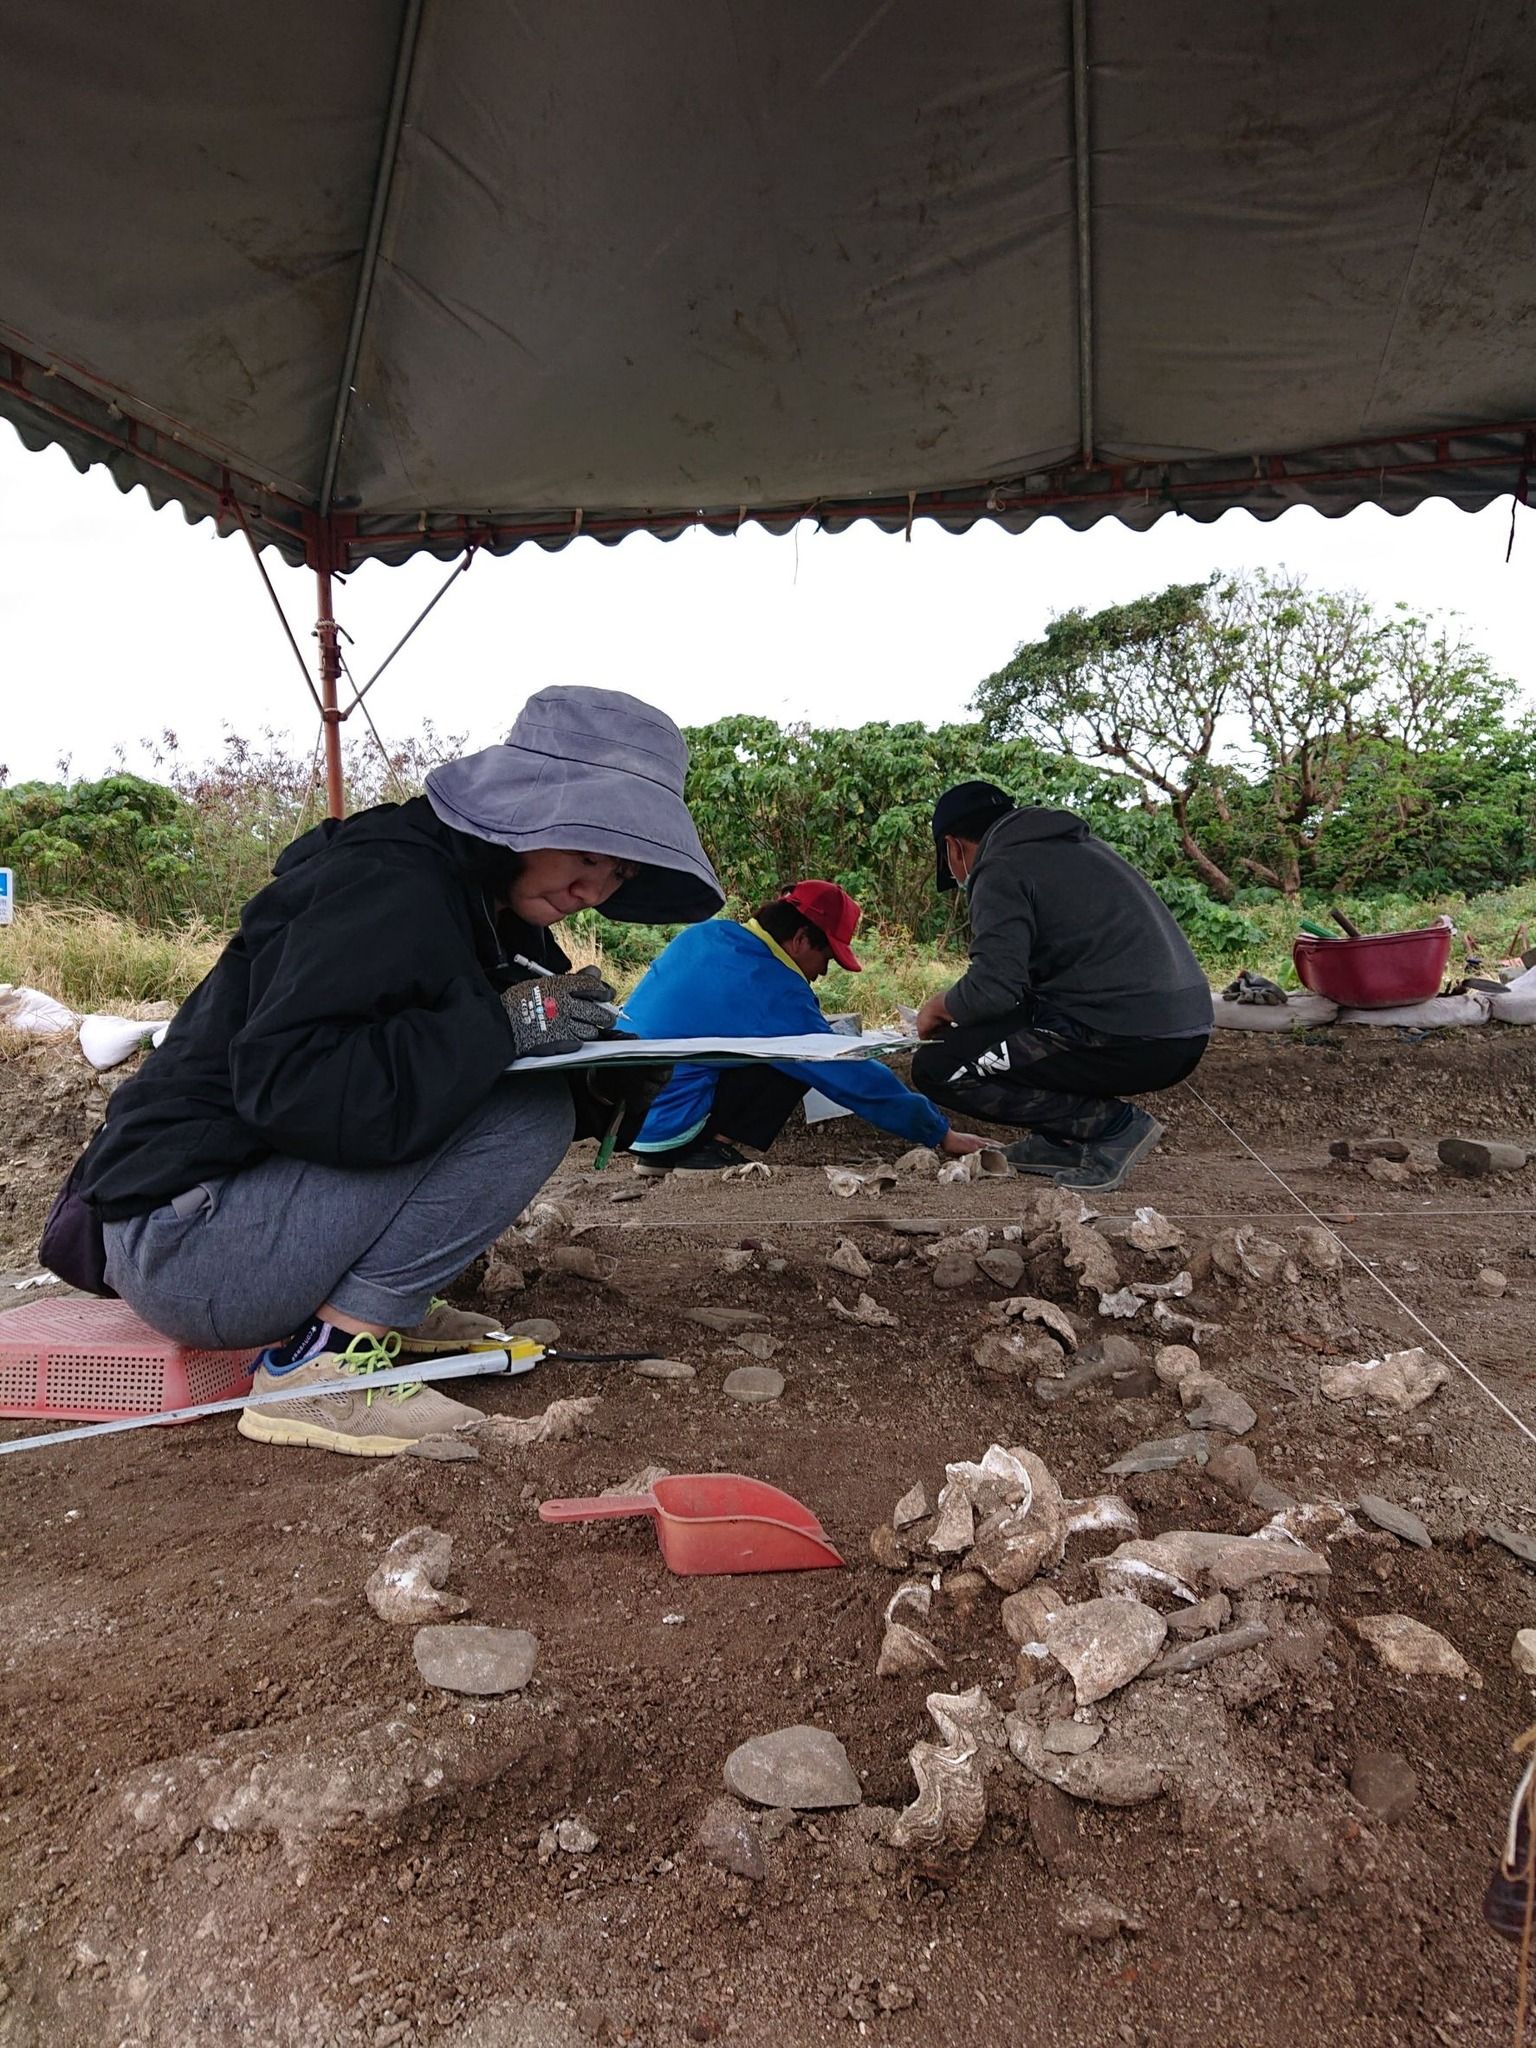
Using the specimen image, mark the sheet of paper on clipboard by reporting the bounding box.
[506,1029,910,1075]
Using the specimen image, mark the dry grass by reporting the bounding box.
[0,908,222,1013]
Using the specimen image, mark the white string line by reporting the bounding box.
[577,1207,1536,1226]
[1181,1082,1536,1451]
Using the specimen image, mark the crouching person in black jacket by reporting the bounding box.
[58,686,722,1456]
[910,782,1213,1193]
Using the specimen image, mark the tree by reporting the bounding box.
[680,716,1178,940]
[973,572,1519,900]
[971,580,1247,895]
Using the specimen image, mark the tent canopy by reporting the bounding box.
[3,0,1535,571]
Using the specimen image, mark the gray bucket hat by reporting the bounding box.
[424,685,723,922]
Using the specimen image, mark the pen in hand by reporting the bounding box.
[510,952,629,1026]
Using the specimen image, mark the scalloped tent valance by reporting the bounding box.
[3,0,1533,576]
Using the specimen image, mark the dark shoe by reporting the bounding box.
[633,1139,748,1177]
[1004,1132,1087,1179]
[1052,1109,1165,1193]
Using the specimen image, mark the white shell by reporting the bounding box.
[884,1579,933,1624]
[944,1445,1033,1516]
[830,1292,899,1328]
[1062,1494,1139,1538]
[990,1295,1079,1349]
[1127,1206,1184,1255]
[888,1740,987,1852]
[924,1685,1007,1764]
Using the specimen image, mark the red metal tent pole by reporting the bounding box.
[314,566,345,818]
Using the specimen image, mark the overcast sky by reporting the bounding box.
[2,424,1531,787]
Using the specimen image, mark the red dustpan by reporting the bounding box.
[538,1472,844,1576]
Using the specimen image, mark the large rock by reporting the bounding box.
[113,1701,559,1862]
[413,1625,539,1695]
[633,1357,697,1381]
[1007,1714,1165,1807]
[1319,1347,1449,1410]
[1002,1586,1065,1645]
[973,1327,1066,1381]
[1093,1530,1329,1600]
[1352,1612,1477,1683]
[1181,1377,1258,1435]
[978,1247,1027,1289]
[724,1726,863,1810]
[1044,1597,1167,1705]
[1438,1135,1528,1177]
[1356,1494,1432,1548]
[1059,1223,1121,1296]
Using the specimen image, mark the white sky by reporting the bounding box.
[1,423,1531,785]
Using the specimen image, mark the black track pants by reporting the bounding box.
[911,1008,1208,1142]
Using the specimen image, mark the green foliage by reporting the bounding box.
[677,716,1180,943]
[0,774,202,923]
[1149,878,1264,961]
[974,571,1523,901]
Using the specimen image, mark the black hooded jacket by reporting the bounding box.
[945,808,1213,1039]
[78,798,570,1220]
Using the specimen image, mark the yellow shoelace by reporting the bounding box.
[332,1331,424,1406]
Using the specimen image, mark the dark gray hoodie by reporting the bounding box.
[945,809,1213,1039]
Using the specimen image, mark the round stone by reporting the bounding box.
[722,1366,785,1404]
[412,1623,539,1696]
[723,1726,862,1810]
[634,1358,697,1381]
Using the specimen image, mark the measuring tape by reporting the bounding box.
[0,1343,543,1458]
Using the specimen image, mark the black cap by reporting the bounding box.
[932,780,1015,890]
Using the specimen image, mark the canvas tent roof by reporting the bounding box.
[3,0,1534,572]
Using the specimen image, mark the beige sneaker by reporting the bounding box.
[236,1333,485,1457]
[396,1298,509,1354]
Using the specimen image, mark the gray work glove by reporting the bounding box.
[502,966,617,1057]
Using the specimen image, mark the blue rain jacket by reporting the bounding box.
[624,919,949,1152]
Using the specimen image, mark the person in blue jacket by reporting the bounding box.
[623,880,989,1173]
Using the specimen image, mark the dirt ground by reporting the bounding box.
[1,1026,1535,2048]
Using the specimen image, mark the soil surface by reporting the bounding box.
[2,1026,1535,2047]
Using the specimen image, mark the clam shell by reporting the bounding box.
[924,1685,1007,1765]
[884,1580,933,1625]
[888,1740,987,1852]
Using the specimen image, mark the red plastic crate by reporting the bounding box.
[0,1297,257,1421]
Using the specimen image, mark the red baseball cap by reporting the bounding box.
[780,880,863,971]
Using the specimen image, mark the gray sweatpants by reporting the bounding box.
[102,1077,574,1350]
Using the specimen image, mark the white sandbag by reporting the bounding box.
[802,1087,853,1125]
[78,1014,171,1070]
[1211,992,1339,1029]
[1491,964,1536,1025]
[0,983,79,1038]
[1338,991,1491,1028]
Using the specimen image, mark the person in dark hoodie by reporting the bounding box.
[910,781,1212,1191]
[62,686,723,1457]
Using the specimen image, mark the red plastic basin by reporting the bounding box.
[1292,925,1452,1009]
